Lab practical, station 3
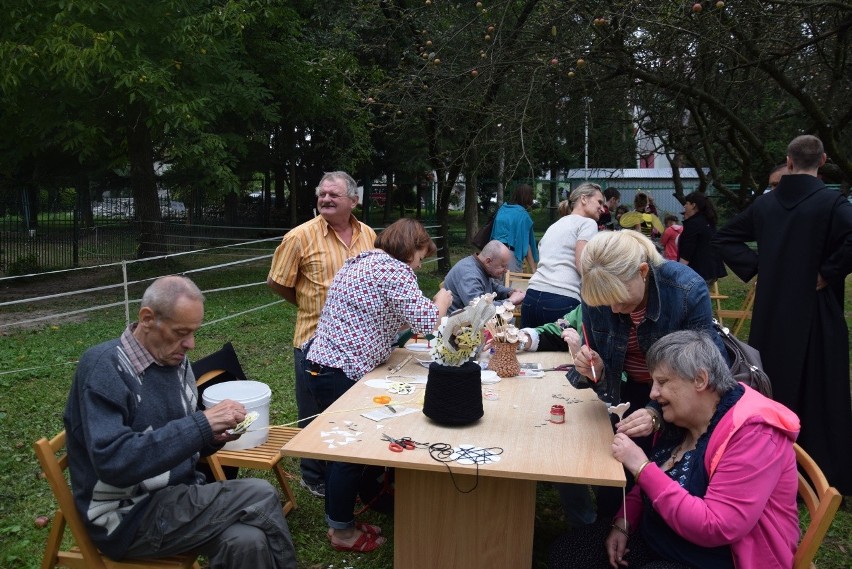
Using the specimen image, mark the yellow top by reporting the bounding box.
[268,214,376,347]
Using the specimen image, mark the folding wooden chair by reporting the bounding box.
[709,281,728,326]
[793,443,842,569]
[716,280,756,337]
[33,430,199,569]
[504,271,533,318]
[194,345,298,517]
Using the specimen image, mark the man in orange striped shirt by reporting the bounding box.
[267,172,376,497]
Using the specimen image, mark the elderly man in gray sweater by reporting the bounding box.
[443,240,527,311]
[64,275,296,568]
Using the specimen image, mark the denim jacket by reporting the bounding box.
[567,261,726,404]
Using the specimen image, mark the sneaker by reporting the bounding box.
[300,479,326,498]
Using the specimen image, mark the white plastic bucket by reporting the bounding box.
[201,380,271,450]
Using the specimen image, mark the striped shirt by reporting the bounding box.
[623,307,652,383]
[268,214,376,347]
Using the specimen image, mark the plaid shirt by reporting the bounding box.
[305,250,439,380]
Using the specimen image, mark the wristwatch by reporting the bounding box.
[648,408,661,433]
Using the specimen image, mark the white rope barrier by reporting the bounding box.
[1,223,445,376]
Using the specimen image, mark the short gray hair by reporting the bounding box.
[315,171,358,198]
[480,240,507,259]
[646,330,737,394]
[141,276,204,320]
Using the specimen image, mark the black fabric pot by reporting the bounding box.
[423,361,483,426]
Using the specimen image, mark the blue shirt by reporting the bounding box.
[490,204,539,268]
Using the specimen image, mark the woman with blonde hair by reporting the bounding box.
[521,183,604,328]
[560,230,727,521]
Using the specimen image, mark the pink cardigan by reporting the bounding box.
[619,385,801,568]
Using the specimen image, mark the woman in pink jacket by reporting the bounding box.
[549,330,800,569]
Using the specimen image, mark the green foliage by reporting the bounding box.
[7,254,39,276]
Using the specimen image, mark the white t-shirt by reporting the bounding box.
[527,214,598,299]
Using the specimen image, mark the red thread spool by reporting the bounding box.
[550,404,565,424]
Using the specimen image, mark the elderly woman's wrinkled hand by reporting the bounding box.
[616,407,656,438]
[605,524,630,568]
[611,433,648,474]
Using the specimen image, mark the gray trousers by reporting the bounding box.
[124,478,297,569]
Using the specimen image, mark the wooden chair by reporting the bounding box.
[33,431,200,569]
[716,280,756,337]
[793,442,842,569]
[196,367,299,517]
[504,271,533,318]
[709,281,728,326]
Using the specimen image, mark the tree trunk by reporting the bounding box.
[127,101,163,258]
[464,168,479,244]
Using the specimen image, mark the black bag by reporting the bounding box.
[356,465,394,515]
[713,320,772,398]
[471,214,495,250]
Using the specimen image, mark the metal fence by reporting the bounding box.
[0,191,292,276]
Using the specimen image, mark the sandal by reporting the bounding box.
[327,529,386,553]
[356,522,382,535]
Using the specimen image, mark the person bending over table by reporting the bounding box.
[303,218,453,553]
[549,330,800,569]
[521,182,603,328]
[562,230,727,523]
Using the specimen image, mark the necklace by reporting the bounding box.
[665,439,694,470]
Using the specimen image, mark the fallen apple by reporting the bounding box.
[692,2,703,13]
[35,515,50,528]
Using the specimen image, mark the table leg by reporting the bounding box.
[394,469,536,569]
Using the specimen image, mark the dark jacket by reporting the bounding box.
[567,261,726,405]
[678,212,727,281]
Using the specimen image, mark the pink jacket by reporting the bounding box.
[619,384,801,568]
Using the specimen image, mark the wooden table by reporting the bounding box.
[281,347,625,568]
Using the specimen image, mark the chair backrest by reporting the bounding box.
[34,430,110,569]
[192,342,248,402]
[794,442,842,569]
[504,271,533,291]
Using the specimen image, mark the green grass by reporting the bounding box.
[0,248,850,569]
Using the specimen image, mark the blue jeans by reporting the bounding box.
[521,289,581,329]
[301,357,365,529]
[294,347,325,485]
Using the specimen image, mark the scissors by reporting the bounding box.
[381,434,417,452]
[542,363,574,372]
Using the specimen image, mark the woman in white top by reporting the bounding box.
[520,183,604,328]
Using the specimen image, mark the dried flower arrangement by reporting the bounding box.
[430,293,496,367]
[485,300,528,346]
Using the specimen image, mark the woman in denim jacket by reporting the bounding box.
[567,230,726,433]
[561,230,727,521]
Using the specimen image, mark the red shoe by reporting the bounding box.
[327,529,386,553]
[356,522,382,535]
